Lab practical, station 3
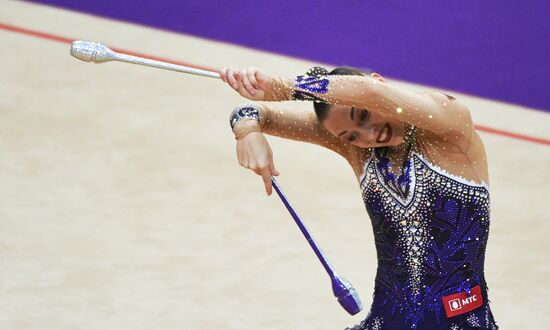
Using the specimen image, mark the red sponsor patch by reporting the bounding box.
[442,285,483,318]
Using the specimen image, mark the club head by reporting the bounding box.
[331,274,362,315]
[70,41,115,63]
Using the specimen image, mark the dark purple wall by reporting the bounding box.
[29,0,550,111]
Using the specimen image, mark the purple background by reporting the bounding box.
[29,0,550,111]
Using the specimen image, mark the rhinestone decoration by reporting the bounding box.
[229,105,262,129]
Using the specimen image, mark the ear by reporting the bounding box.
[370,72,385,82]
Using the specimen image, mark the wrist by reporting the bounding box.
[233,120,262,140]
[229,104,262,129]
[265,75,330,103]
[265,77,294,101]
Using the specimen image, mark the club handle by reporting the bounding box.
[271,177,336,278]
[112,52,221,79]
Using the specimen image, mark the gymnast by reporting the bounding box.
[220,65,499,329]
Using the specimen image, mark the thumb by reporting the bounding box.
[270,163,279,176]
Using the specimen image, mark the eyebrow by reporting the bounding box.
[338,130,348,137]
[350,107,355,120]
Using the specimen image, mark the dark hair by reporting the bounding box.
[313,67,373,122]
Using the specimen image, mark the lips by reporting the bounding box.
[376,124,392,143]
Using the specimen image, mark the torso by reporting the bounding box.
[346,126,498,330]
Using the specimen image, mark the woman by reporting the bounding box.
[220,65,499,329]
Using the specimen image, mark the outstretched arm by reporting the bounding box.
[222,66,474,148]
[273,75,473,145]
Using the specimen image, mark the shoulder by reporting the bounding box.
[423,91,474,140]
[424,91,472,120]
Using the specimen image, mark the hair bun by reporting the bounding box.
[305,66,330,77]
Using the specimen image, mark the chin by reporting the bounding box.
[387,136,405,146]
[383,123,405,146]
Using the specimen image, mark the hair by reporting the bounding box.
[312,67,373,122]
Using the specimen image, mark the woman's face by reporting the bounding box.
[322,105,406,148]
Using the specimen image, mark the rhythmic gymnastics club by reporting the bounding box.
[271,178,362,315]
[69,40,362,315]
[70,41,220,78]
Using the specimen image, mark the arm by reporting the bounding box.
[229,103,359,195]
[230,103,355,159]
[269,75,474,146]
[221,66,473,148]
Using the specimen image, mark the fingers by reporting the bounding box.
[221,66,260,94]
[220,67,228,83]
[246,66,260,88]
[260,169,273,196]
[226,68,239,89]
[241,160,275,196]
[235,70,242,84]
[241,67,257,96]
[270,162,279,176]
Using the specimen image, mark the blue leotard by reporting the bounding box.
[346,128,498,330]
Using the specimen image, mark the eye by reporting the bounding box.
[359,110,369,123]
[348,132,358,142]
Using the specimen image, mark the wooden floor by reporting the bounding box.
[1,2,549,329]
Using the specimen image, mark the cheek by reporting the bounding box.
[355,133,375,148]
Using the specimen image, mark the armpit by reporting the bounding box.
[443,93,456,101]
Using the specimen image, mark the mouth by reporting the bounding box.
[376,124,392,143]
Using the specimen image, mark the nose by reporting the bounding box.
[362,126,377,143]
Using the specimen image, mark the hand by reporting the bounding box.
[235,129,279,195]
[220,66,272,101]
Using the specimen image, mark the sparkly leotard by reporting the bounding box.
[229,72,499,329]
[349,129,498,329]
